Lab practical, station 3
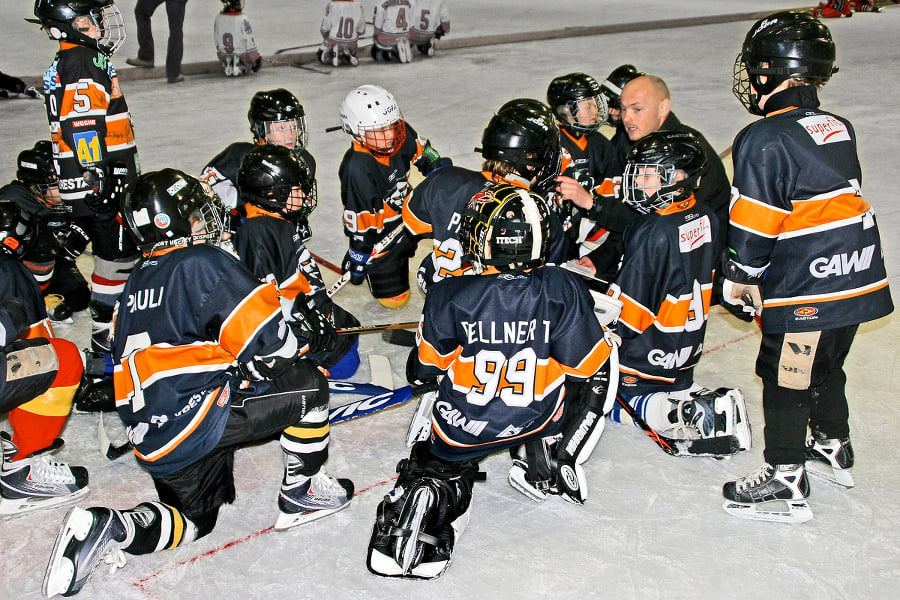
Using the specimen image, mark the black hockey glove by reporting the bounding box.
[55,223,90,261]
[718,254,763,323]
[435,25,446,39]
[0,297,29,347]
[414,142,452,177]
[291,297,337,354]
[239,353,298,382]
[82,161,129,215]
[342,246,369,285]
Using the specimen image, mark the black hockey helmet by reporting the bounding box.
[237,145,317,221]
[17,141,61,210]
[622,130,707,214]
[0,200,38,259]
[460,183,550,273]
[734,11,837,115]
[31,0,126,55]
[599,64,643,113]
[248,89,308,151]
[546,72,608,133]
[479,101,561,189]
[122,169,226,254]
[221,0,243,11]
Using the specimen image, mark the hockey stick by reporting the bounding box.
[260,56,331,75]
[98,413,131,460]
[327,225,405,298]
[329,382,436,424]
[381,328,417,347]
[613,395,740,457]
[336,321,418,336]
[309,251,343,275]
[274,42,324,54]
[324,125,343,133]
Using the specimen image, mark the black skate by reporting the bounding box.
[722,463,812,523]
[805,432,854,488]
[274,458,354,532]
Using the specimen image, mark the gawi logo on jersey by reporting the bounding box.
[809,245,875,278]
[678,215,711,253]
[798,115,851,145]
[126,287,164,312]
[435,400,488,436]
[647,345,700,370]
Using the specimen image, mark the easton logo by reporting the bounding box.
[794,307,818,317]
[809,245,875,278]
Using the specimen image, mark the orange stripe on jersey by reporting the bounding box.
[24,320,54,340]
[418,338,462,371]
[764,279,890,308]
[563,129,588,152]
[730,195,790,238]
[656,286,712,329]
[134,387,223,463]
[219,282,283,356]
[561,338,613,378]
[449,355,567,401]
[105,113,136,148]
[657,197,695,216]
[351,204,402,235]
[402,203,432,236]
[593,176,620,198]
[783,193,871,235]
[278,270,314,304]
[618,292,655,333]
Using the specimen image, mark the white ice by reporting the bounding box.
[2,2,899,599]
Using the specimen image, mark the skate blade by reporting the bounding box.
[722,498,813,524]
[42,507,94,597]
[396,486,434,574]
[0,485,88,518]
[805,460,855,488]
[507,464,547,502]
[273,499,351,532]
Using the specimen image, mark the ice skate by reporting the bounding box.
[397,39,412,63]
[274,460,354,531]
[0,432,89,517]
[42,507,128,597]
[722,463,813,523]
[341,48,359,66]
[805,433,854,488]
[666,386,751,457]
[332,50,340,68]
[405,390,436,447]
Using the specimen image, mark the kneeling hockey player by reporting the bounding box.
[366,183,619,579]
[606,131,752,458]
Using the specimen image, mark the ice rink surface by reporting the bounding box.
[2,2,899,599]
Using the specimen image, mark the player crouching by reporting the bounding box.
[605,131,751,458]
[366,183,619,579]
[214,1,261,77]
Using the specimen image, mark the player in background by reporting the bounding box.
[372,0,413,63]
[43,169,353,597]
[408,0,450,57]
[813,1,882,17]
[599,64,644,168]
[1,141,90,322]
[403,99,569,294]
[721,11,892,523]
[317,0,366,67]
[202,88,315,218]
[1,200,87,517]
[214,0,261,77]
[367,183,618,579]
[337,84,449,308]
[234,145,361,379]
[31,0,140,359]
[605,131,751,458]
[546,72,623,282]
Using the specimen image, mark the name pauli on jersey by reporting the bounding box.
[461,319,551,345]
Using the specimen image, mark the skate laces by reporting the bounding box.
[309,470,345,497]
[735,463,775,492]
[102,548,127,574]
[31,456,77,485]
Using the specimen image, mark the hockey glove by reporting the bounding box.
[82,161,129,215]
[720,258,764,322]
[435,25,446,39]
[414,142,452,177]
[291,296,337,353]
[55,223,90,261]
[342,246,369,285]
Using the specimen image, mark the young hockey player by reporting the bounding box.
[317,0,366,67]
[814,0,882,17]
[606,131,751,458]
[1,141,90,321]
[202,88,316,215]
[367,183,618,579]
[1,200,87,516]
[403,99,567,294]
[338,84,449,308]
[371,0,414,63]
[43,169,353,597]
[234,145,361,379]
[214,0,262,77]
[721,11,892,522]
[408,0,450,57]
[31,0,140,357]
[546,72,623,281]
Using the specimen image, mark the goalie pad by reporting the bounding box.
[405,390,436,447]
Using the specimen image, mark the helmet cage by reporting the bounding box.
[249,180,318,221]
[358,120,407,157]
[248,89,308,151]
[623,163,700,214]
[255,117,308,151]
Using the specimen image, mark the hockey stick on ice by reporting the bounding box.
[329,382,436,424]
[336,321,418,336]
[274,42,324,54]
[327,225,405,298]
[309,251,343,275]
[98,412,131,461]
[260,56,331,75]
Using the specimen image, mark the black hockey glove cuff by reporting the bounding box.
[83,161,128,215]
[291,296,337,353]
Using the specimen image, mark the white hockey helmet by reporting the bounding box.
[339,84,406,156]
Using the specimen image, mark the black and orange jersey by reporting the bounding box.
[559,125,620,188]
[42,43,139,217]
[609,196,718,395]
[729,86,892,333]
[338,121,426,252]
[413,266,613,460]
[111,243,298,477]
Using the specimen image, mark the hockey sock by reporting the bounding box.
[610,392,672,432]
[120,502,199,555]
[280,406,330,478]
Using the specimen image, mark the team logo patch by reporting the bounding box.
[153,213,171,229]
[623,376,638,385]
[794,307,818,317]
[798,115,851,145]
